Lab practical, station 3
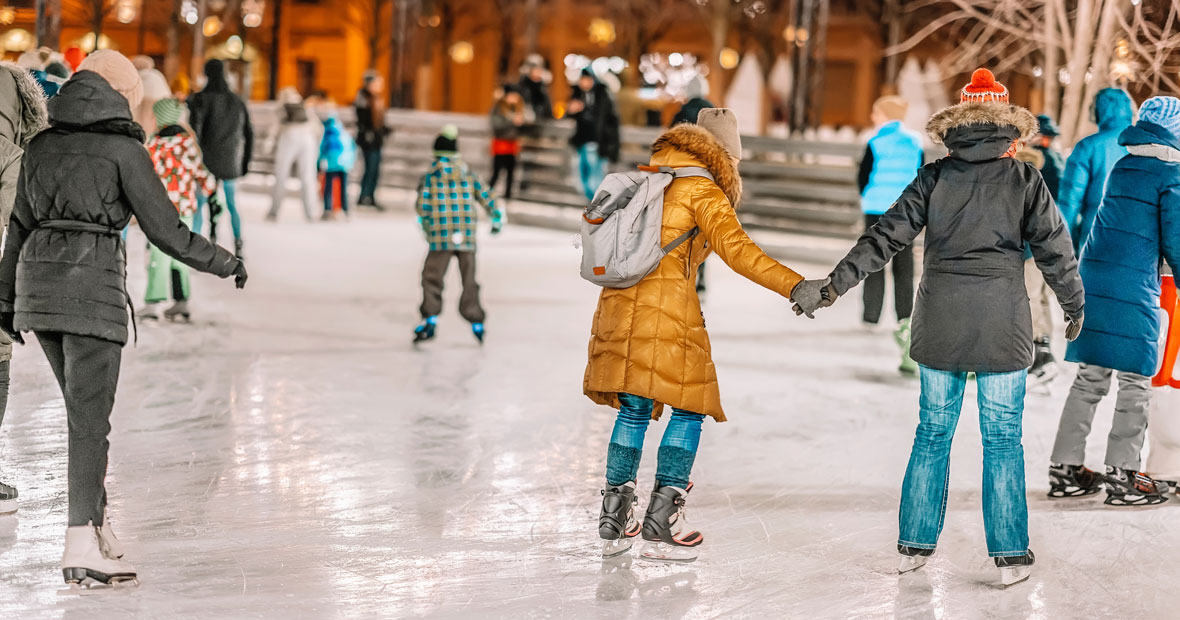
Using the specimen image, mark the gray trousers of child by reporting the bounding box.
[37,332,122,527]
[419,250,486,324]
[1050,363,1153,470]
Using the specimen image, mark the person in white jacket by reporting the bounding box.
[267,87,319,221]
[131,56,171,140]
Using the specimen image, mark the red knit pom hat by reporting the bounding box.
[960,68,1008,103]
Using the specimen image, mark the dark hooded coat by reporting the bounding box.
[0,71,238,345]
[828,102,1084,372]
[188,59,253,180]
[568,78,620,162]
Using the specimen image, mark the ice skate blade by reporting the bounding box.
[0,498,16,515]
[1000,566,1031,587]
[1047,486,1101,498]
[1104,493,1170,506]
[601,538,635,558]
[640,542,698,563]
[62,568,138,592]
[898,555,928,574]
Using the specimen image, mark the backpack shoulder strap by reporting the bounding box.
[670,166,714,181]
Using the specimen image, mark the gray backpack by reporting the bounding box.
[579,166,714,288]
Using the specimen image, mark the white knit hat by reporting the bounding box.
[697,108,741,160]
[77,50,143,110]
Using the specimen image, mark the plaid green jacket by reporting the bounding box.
[414,156,502,251]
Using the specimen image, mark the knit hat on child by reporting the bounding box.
[1139,96,1180,139]
[152,98,183,129]
[433,124,459,156]
[873,95,908,122]
[960,69,1008,103]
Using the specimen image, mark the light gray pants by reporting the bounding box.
[1024,259,1053,340]
[1050,363,1153,470]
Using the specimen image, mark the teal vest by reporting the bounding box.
[861,122,924,215]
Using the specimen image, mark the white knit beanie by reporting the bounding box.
[697,108,742,160]
[78,50,143,110]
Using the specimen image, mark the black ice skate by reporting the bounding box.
[640,483,703,562]
[1103,466,1171,506]
[413,317,437,344]
[1048,463,1103,498]
[61,525,137,590]
[599,481,641,558]
[995,550,1035,586]
[0,480,17,515]
[897,544,934,574]
[1027,339,1058,387]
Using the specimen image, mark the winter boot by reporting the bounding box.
[1048,463,1103,498]
[599,481,641,558]
[98,519,125,560]
[164,300,191,323]
[894,318,918,376]
[640,483,703,562]
[234,239,244,261]
[1028,338,1058,385]
[413,316,437,344]
[61,525,137,588]
[472,323,485,345]
[995,550,1035,586]
[140,302,161,321]
[1103,466,1171,506]
[0,480,16,515]
[897,544,934,574]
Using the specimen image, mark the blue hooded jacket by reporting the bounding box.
[318,116,357,173]
[1058,88,1135,254]
[1064,121,1180,376]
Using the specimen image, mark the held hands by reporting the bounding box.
[791,277,838,319]
[1065,313,1084,341]
[0,312,23,345]
[232,260,248,290]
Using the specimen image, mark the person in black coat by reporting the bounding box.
[0,62,246,586]
[517,54,553,122]
[567,68,619,200]
[354,70,389,210]
[188,59,253,257]
[791,69,1083,585]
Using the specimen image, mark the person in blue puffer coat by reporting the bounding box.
[856,95,924,374]
[1058,87,1135,254]
[1049,96,1180,507]
[318,113,357,219]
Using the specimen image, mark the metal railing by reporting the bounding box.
[248,105,867,237]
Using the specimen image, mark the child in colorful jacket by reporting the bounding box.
[318,114,357,218]
[143,97,215,321]
[412,125,503,344]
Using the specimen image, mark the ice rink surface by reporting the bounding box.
[1,187,1177,620]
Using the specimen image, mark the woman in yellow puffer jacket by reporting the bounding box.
[588,108,806,561]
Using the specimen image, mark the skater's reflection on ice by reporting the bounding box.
[894,569,937,620]
[595,554,698,613]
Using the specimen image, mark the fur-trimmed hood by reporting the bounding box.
[650,123,741,206]
[926,102,1038,145]
[0,61,48,148]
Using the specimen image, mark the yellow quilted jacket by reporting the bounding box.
[583,124,804,421]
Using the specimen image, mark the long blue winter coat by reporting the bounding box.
[1065,121,1180,376]
[1058,88,1135,254]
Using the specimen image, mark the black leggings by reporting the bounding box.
[862,213,915,324]
[489,154,517,199]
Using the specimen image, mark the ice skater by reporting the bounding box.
[142,97,216,322]
[585,109,809,562]
[412,125,502,344]
[793,70,1084,586]
[1048,96,1180,507]
[1024,115,1070,385]
[0,53,247,588]
[318,112,357,219]
[0,60,47,514]
[266,87,320,222]
[856,95,923,375]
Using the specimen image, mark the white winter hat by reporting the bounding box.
[697,108,741,160]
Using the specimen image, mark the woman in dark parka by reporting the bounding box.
[0,54,247,587]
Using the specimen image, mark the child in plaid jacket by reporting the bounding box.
[413,125,504,344]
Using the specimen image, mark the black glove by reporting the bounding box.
[232,260,248,290]
[1,312,23,345]
[791,277,837,319]
[1065,313,1084,341]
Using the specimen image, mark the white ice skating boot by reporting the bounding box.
[599,481,641,558]
[62,525,137,588]
[98,519,125,559]
[995,550,1034,586]
[897,544,933,574]
[640,483,703,562]
[139,303,161,321]
[163,300,191,323]
[0,480,16,515]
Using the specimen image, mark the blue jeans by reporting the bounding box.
[605,393,706,489]
[360,147,381,201]
[195,179,241,240]
[323,171,349,213]
[575,142,605,201]
[899,366,1029,557]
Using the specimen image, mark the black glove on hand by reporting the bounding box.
[232,260,248,290]
[1065,313,1084,341]
[791,277,837,319]
[1,312,24,345]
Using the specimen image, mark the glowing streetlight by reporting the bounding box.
[719,47,740,70]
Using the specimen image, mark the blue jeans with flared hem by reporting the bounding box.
[605,393,706,489]
[899,366,1029,558]
[575,142,605,201]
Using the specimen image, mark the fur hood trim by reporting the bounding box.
[926,102,1037,145]
[651,124,741,206]
[0,61,48,148]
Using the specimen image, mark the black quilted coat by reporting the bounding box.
[0,70,238,344]
[188,59,253,180]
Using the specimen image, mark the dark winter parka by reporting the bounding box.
[1065,121,1180,377]
[188,59,253,180]
[569,79,620,162]
[0,71,238,344]
[828,102,1084,372]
